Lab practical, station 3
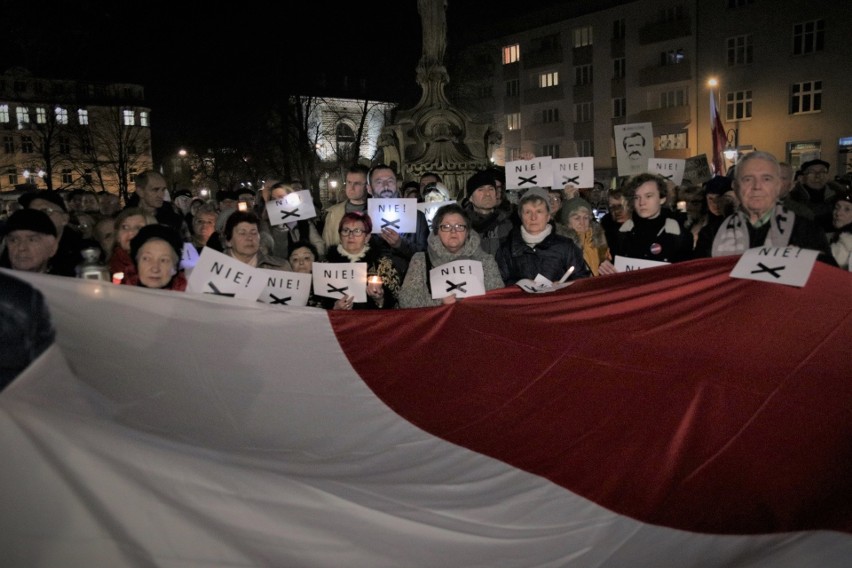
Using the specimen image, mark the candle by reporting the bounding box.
[368,275,383,285]
[112,272,124,285]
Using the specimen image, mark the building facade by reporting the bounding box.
[448,0,852,183]
[0,67,153,197]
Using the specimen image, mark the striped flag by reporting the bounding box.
[711,91,729,175]
[1,261,850,567]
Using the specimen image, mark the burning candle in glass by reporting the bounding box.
[367,275,383,294]
[112,272,125,285]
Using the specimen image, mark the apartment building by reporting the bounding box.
[0,67,153,197]
[448,0,852,181]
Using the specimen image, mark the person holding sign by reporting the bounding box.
[599,174,693,275]
[223,211,291,271]
[496,188,590,286]
[399,204,504,308]
[321,212,401,310]
[260,181,326,261]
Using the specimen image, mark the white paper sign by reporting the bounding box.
[506,156,553,190]
[256,269,312,307]
[367,198,418,235]
[417,200,456,231]
[265,190,317,227]
[730,246,819,287]
[615,123,654,177]
[312,262,367,303]
[551,157,594,189]
[186,247,267,300]
[648,158,686,185]
[515,274,573,294]
[180,242,200,271]
[613,255,670,272]
[429,260,486,300]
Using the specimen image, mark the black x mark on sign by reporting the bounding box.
[518,175,537,186]
[280,208,300,220]
[381,217,400,230]
[206,282,235,297]
[446,280,467,293]
[327,284,349,296]
[562,175,580,184]
[269,294,291,305]
[660,174,674,180]
[751,262,785,278]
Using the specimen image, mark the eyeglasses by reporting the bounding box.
[438,224,468,233]
[339,228,366,236]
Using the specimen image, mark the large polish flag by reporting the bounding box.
[1,258,850,567]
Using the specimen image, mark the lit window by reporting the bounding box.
[123,110,135,126]
[612,98,626,118]
[502,44,520,64]
[507,113,521,131]
[725,90,753,120]
[78,109,89,125]
[16,106,30,128]
[573,25,593,47]
[661,49,685,66]
[35,107,47,124]
[55,106,69,124]
[0,105,10,123]
[793,20,824,55]
[791,81,822,114]
[140,111,149,127]
[574,102,593,123]
[538,72,559,88]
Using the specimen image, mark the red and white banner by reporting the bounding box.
[1,259,850,567]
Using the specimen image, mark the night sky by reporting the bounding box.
[3,1,588,160]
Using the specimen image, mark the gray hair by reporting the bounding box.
[735,151,780,179]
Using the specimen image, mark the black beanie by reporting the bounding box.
[465,170,498,199]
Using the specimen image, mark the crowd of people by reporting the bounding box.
[1,151,849,313]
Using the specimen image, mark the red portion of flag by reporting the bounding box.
[711,93,728,175]
[333,257,852,536]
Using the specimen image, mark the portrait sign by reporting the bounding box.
[367,198,418,234]
[429,259,486,300]
[186,247,267,300]
[648,158,686,185]
[730,246,819,288]
[612,255,669,273]
[615,122,654,177]
[417,200,456,232]
[312,262,367,303]
[265,190,317,227]
[257,269,312,307]
[506,156,553,190]
[551,157,594,189]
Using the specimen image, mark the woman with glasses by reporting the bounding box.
[496,188,591,286]
[321,212,400,310]
[399,204,504,308]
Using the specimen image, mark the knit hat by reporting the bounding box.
[130,224,184,264]
[563,197,593,219]
[19,189,68,212]
[519,187,551,213]
[2,208,57,237]
[465,170,498,199]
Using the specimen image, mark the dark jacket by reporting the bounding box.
[320,240,401,310]
[0,271,55,390]
[612,209,693,263]
[464,204,516,256]
[496,225,591,285]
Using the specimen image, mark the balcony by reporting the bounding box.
[638,18,692,45]
[572,45,593,65]
[572,83,593,101]
[573,121,594,140]
[523,84,564,104]
[525,121,565,140]
[634,105,690,128]
[610,77,626,97]
[522,49,563,70]
[638,62,691,87]
[501,61,520,79]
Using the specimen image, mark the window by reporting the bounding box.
[16,106,30,127]
[659,88,688,108]
[122,110,135,126]
[7,168,16,185]
[657,133,687,150]
[575,64,593,85]
[55,106,69,124]
[793,20,824,55]
[0,104,8,123]
[612,19,625,40]
[140,111,149,127]
[538,72,559,88]
[661,48,685,66]
[541,144,560,158]
[3,135,13,153]
[533,34,560,53]
[35,107,47,124]
[21,136,34,154]
[727,35,753,65]
[577,140,594,157]
[507,113,521,131]
[61,169,73,184]
[726,90,753,120]
[59,136,71,154]
[542,108,559,123]
[83,170,93,184]
[502,44,520,64]
[78,109,89,125]
[791,80,822,114]
[507,147,522,161]
[573,25,593,47]
[613,58,625,79]
[612,97,626,118]
[574,102,593,122]
[505,79,520,97]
